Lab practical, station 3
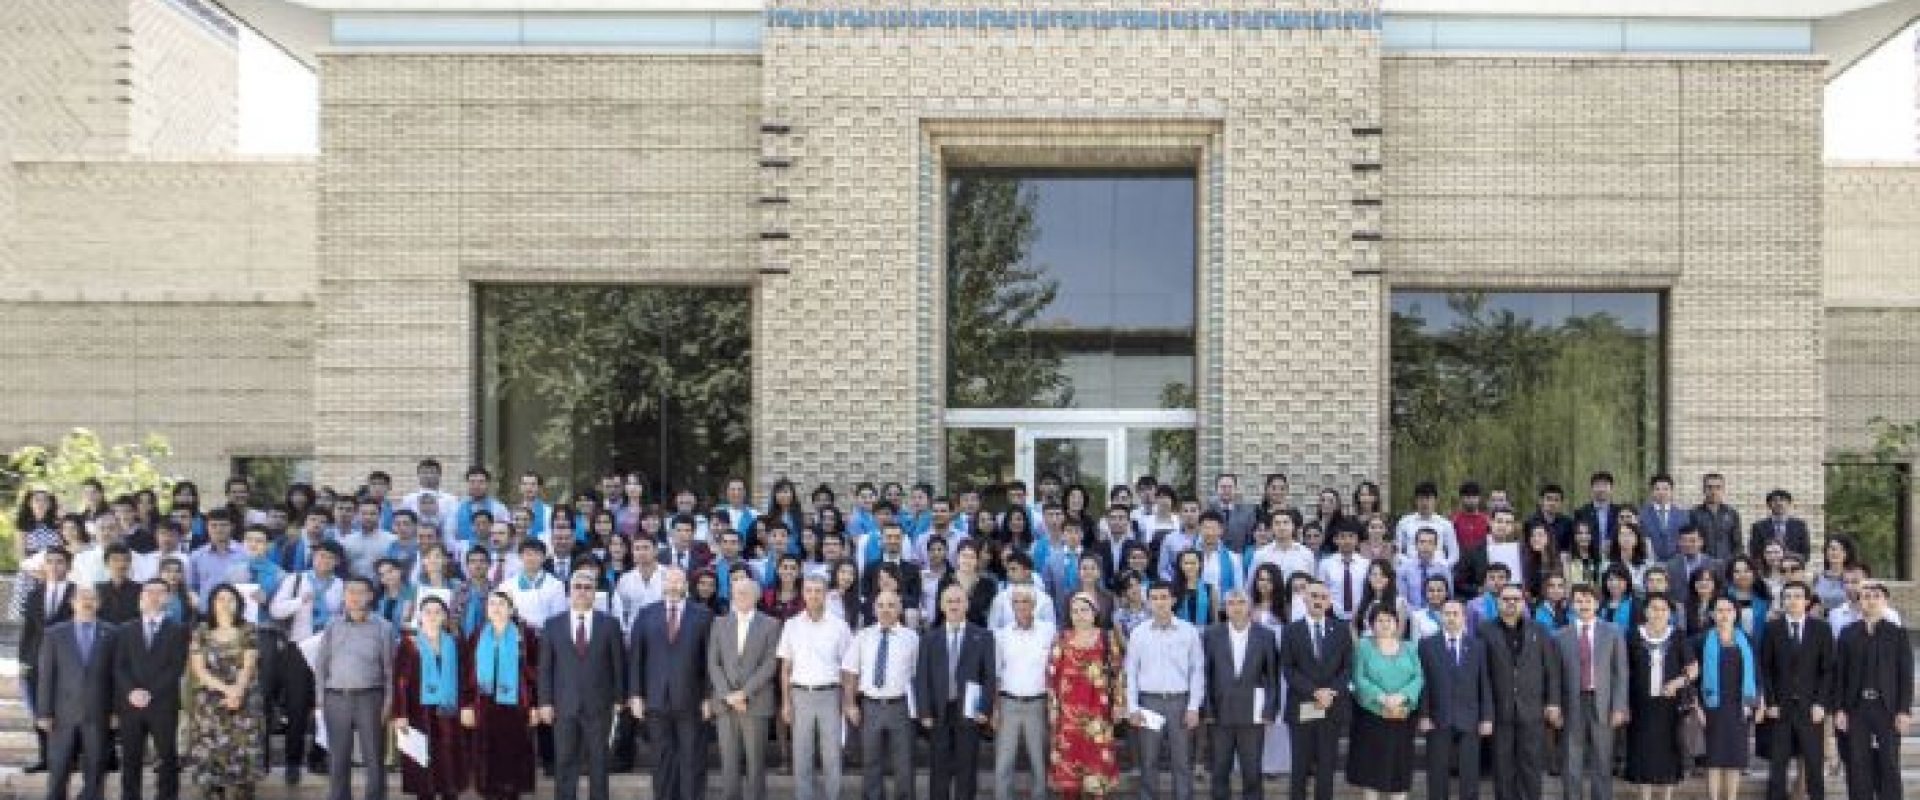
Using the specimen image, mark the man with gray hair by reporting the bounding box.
[779,574,853,800]
[992,585,1054,800]
[844,589,919,800]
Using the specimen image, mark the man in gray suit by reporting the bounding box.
[711,571,783,800]
[1210,474,1259,550]
[1554,584,1630,800]
[35,582,117,800]
[1202,589,1282,800]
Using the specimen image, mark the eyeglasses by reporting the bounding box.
[1499,596,1525,604]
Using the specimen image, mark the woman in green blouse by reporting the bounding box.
[1346,605,1424,800]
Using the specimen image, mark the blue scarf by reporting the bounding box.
[716,558,734,601]
[1180,585,1210,625]
[460,585,485,636]
[1607,596,1634,629]
[1701,629,1757,710]
[1477,593,1498,624]
[1533,602,1564,631]
[417,632,457,710]
[1211,544,1238,593]
[475,622,520,705]
[311,574,336,630]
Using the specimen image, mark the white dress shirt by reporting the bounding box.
[1318,552,1370,621]
[1229,623,1250,673]
[777,610,854,687]
[842,623,919,699]
[993,621,1057,697]
[567,609,596,646]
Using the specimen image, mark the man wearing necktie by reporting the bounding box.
[540,574,626,800]
[1761,582,1835,800]
[1553,586,1629,800]
[845,590,920,800]
[1280,581,1352,800]
[21,546,76,774]
[114,579,189,800]
[36,582,117,800]
[1747,489,1811,562]
[629,568,714,800]
[1418,599,1493,800]
[710,572,783,800]
[916,584,996,800]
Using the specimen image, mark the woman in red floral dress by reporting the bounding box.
[1048,591,1129,800]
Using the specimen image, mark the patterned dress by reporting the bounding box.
[188,625,263,790]
[1047,629,1127,796]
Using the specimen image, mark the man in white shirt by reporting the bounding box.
[399,458,460,519]
[1318,526,1368,622]
[778,575,853,800]
[1394,481,1460,563]
[842,590,919,800]
[991,586,1054,800]
[616,537,666,627]
[338,497,395,580]
[915,498,967,568]
[131,520,193,585]
[70,515,126,587]
[1252,508,1317,584]
[510,539,567,629]
[1828,565,1905,631]
[987,553,1056,630]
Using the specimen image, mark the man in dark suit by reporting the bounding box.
[114,579,190,800]
[1748,489,1812,561]
[629,567,714,800]
[1523,484,1574,554]
[1210,473,1260,550]
[1571,472,1625,554]
[1480,583,1561,800]
[711,572,784,800]
[541,572,628,800]
[1689,473,1742,561]
[661,515,714,574]
[1204,589,1282,800]
[1762,581,1835,800]
[21,546,76,774]
[35,582,117,800]
[94,544,143,624]
[859,522,924,616]
[915,584,996,800]
[1661,525,1721,608]
[1279,580,1352,800]
[1419,599,1493,800]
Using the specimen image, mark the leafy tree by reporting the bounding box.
[1,429,176,571]
[482,286,751,498]
[1826,417,1917,580]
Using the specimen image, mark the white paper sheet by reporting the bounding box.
[297,631,325,673]
[1136,707,1166,731]
[1299,702,1326,722]
[397,726,430,767]
[1252,688,1266,724]
[963,681,984,718]
[1488,543,1525,588]
[235,583,262,624]
[312,708,327,751]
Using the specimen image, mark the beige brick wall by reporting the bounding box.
[315,54,762,486]
[0,301,315,484]
[760,0,1384,497]
[0,0,133,159]
[1824,164,1920,453]
[1383,55,1827,527]
[6,159,315,301]
[127,0,239,155]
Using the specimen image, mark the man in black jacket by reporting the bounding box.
[1762,581,1834,800]
[915,585,996,800]
[1279,581,1352,800]
[1748,489,1812,561]
[1834,580,1914,800]
[628,567,714,800]
[1204,590,1282,800]
[1480,584,1561,800]
[36,582,117,800]
[114,579,190,800]
[21,546,76,773]
[1420,599,1493,800]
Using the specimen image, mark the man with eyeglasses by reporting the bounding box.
[540,574,627,800]
[1479,585,1561,800]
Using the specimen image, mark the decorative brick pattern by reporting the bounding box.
[127,0,238,155]
[1825,165,1920,454]
[315,54,762,486]
[1384,54,1827,529]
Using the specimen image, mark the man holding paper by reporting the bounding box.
[1127,583,1207,800]
[916,583,996,800]
[1203,589,1282,800]
[1280,580,1353,800]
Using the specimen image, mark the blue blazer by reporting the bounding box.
[627,601,714,714]
[1417,631,1493,733]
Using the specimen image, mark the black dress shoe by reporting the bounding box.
[23,761,47,774]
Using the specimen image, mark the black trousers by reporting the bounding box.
[554,709,614,800]
[928,704,983,800]
[47,719,107,800]
[1491,719,1545,800]
[277,644,316,774]
[1210,724,1263,800]
[651,711,708,800]
[1766,707,1824,800]
[1843,705,1902,800]
[1287,717,1339,800]
[1427,725,1484,800]
[119,702,181,800]
[253,629,285,767]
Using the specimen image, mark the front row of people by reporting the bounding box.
[31,569,1915,800]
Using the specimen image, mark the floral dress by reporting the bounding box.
[188,625,263,790]
[1047,629,1127,796]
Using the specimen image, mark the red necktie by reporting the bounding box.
[574,615,587,656]
[668,604,681,644]
[1579,623,1594,690]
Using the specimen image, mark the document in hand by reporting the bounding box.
[1136,707,1167,731]
[397,726,430,767]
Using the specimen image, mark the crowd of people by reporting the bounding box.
[9,461,1916,800]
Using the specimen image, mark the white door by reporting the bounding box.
[1016,427,1124,504]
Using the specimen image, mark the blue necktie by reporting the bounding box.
[875,627,891,689]
[77,623,93,666]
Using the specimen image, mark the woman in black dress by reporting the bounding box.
[1694,595,1761,800]
[1624,594,1690,800]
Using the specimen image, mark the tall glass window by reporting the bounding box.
[945,170,1196,410]
[1390,291,1663,510]
[477,285,750,499]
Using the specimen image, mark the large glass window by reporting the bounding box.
[945,170,1196,410]
[1390,291,1663,510]
[477,285,750,499]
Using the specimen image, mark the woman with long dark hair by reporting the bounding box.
[1610,523,1654,589]
[392,596,469,800]
[1683,565,1723,637]
[1351,481,1384,521]
[1251,564,1292,775]
[188,584,263,799]
[765,478,807,551]
[1170,550,1218,626]
[1313,489,1349,555]
[761,554,806,620]
[1004,507,1037,552]
[1521,520,1561,602]
[1811,534,1856,613]
[826,558,865,627]
[935,541,996,627]
[1562,520,1604,588]
[11,488,61,620]
[1353,558,1406,637]
[1599,563,1637,629]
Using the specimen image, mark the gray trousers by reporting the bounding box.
[1135,693,1195,800]
[1562,694,1613,800]
[793,687,844,800]
[994,696,1049,800]
[861,698,916,800]
[323,688,386,800]
[716,708,770,800]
